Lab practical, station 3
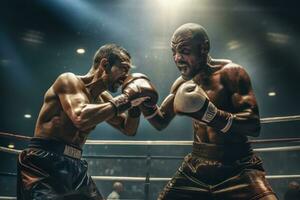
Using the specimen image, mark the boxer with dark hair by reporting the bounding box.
[17,43,158,200]
[141,23,277,200]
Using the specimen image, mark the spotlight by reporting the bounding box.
[8,144,15,149]
[24,114,32,118]
[76,48,85,54]
[22,29,44,44]
[227,40,241,50]
[267,32,289,44]
[268,92,276,96]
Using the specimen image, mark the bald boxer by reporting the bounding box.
[17,44,158,200]
[141,23,277,199]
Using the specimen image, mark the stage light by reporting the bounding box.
[268,91,276,96]
[267,32,289,44]
[77,48,85,54]
[227,40,241,50]
[24,114,32,118]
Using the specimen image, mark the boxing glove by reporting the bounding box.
[110,73,158,115]
[174,81,234,133]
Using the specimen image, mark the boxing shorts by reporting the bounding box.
[17,137,103,200]
[158,142,276,200]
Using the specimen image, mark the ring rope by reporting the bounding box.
[0,197,16,200]
[1,133,300,146]
[0,115,300,142]
[85,140,300,146]
[1,115,300,144]
[0,172,299,181]
[0,132,31,141]
[1,174,300,200]
[83,155,183,159]
[260,115,300,124]
[0,172,16,176]
[1,145,300,156]
[253,145,300,152]
[0,146,21,154]
[91,174,300,181]
[250,138,300,143]
[86,140,192,146]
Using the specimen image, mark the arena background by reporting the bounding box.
[1,0,299,199]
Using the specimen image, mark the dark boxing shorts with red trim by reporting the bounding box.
[17,137,103,200]
[158,142,276,200]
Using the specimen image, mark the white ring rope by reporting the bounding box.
[86,140,300,147]
[1,145,300,155]
[0,146,21,154]
[1,173,299,182]
[0,197,16,200]
[1,115,300,142]
[253,145,300,152]
[85,140,192,146]
[260,115,300,124]
[91,174,300,181]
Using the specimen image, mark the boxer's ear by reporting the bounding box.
[201,40,209,54]
[100,58,110,73]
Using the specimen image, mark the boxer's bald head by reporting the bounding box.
[171,23,210,80]
[171,23,210,55]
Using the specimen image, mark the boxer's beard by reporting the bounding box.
[179,62,204,80]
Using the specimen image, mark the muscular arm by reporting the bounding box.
[173,65,260,137]
[141,77,185,131]
[53,73,116,131]
[223,65,261,137]
[100,91,140,136]
[202,65,260,137]
[141,94,176,131]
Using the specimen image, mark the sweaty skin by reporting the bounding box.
[145,32,260,145]
[34,58,139,149]
[152,23,277,200]
[192,61,259,144]
[148,61,259,144]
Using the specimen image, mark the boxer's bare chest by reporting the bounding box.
[192,72,234,144]
[35,81,99,148]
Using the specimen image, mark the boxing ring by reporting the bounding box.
[0,115,300,199]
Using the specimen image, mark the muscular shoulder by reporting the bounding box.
[220,63,252,93]
[52,72,80,94]
[56,72,78,83]
[170,76,186,94]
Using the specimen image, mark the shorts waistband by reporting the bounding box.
[28,137,82,159]
[192,142,253,161]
